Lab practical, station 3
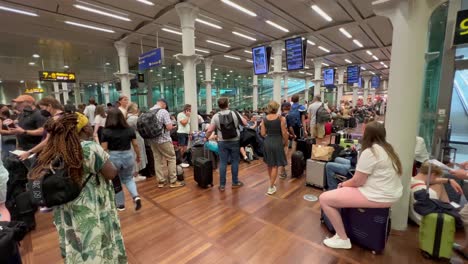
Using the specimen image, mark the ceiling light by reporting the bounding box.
[136,0,155,6]
[299,71,305,74]
[28,62,35,66]
[64,65,69,69]
[215,68,218,71]
[370,71,375,75]
[0,6,38,17]
[32,54,40,58]
[224,55,241,60]
[345,59,352,64]
[361,66,366,70]
[176,62,181,65]
[353,39,363,48]
[306,73,313,76]
[229,70,233,73]
[168,72,172,74]
[65,21,115,33]
[232,31,256,41]
[74,4,131,22]
[20,80,24,83]
[246,59,253,63]
[227,74,230,76]
[244,50,252,54]
[195,48,210,54]
[162,66,166,69]
[206,40,231,48]
[105,62,110,65]
[339,28,352,39]
[162,28,182,35]
[221,0,257,17]
[384,64,388,68]
[305,66,310,69]
[380,61,385,65]
[366,50,373,55]
[266,20,289,32]
[307,40,316,45]
[372,0,392,5]
[322,63,329,66]
[150,69,153,72]
[195,18,222,29]
[318,46,330,53]
[372,55,379,60]
[311,5,332,22]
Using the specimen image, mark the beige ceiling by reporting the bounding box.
[0,0,392,82]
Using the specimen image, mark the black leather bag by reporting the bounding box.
[0,221,28,263]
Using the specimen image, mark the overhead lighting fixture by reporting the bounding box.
[345,59,352,64]
[206,40,231,48]
[339,28,352,39]
[74,4,131,22]
[65,21,115,33]
[372,55,379,60]
[136,0,155,6]
[305,66,310,69]
[307,40,316,45]
[361,66,366,70]
[105,62,110,65]
[162,66,166,69]
[306,73,313,76]
[383,64,388,68]
[370,71,375,75]
[221,0,257,17]
[353,39,363,48]
[318,46,330,53]
[162,27,182,35]
[224,55,241,60]
[195,18,222,29]
[265,20,289,33]
[322,63,329,66]
[32,54,40,58]
[232,31,256,41]
[372,0,392,5]
[0,6,38,17]
[195,48,210,54]
[244,50,252,54]
[366,50,373,55]
[380,61,385,65]
[176,62,181,66]
[20,80,24,83]
[246,59,253,63]
[311,5,332,22]
[299,71,305,74]
[64,65,69,69]
[28,62,35,66]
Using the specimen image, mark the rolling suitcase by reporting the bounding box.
[297,138,315,160]
[342,207,391,254]
[320,209,335,233]
[194,157,213,188]
[291,151,305,178]
[305,159,327,189]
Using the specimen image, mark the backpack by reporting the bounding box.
[27,156,95,207]
[219,111,241,140]
[316,103,330,124]
[137,109,163,139]
[286,103,302,127]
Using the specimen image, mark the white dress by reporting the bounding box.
[127,114,148,172]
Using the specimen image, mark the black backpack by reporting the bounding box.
[137,109,164,139]
[27,156,95,207]
[316,103,330,124]
[219,111,241,140]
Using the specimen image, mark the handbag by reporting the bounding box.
[0,221,28,263]
[311,145,334,161]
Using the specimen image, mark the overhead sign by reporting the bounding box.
[323,68,335,86]
[371,75,381,88]
[347,65,360,85]
[25,87,44,94]
[138,47,164,71]
[285,37,306,71]
[454,9,468,46]
[39,71,76,83]
[252,46,269,75]
[138,73,145,83]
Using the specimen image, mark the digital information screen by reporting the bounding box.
[347,65,360,85]
[323,68,335,86]
[454,9,468,46]
[285,37,304,71]
[371,75,381,88]
[39,71,76,83]
[252,46,269,75]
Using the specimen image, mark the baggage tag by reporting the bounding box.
[450,202,461,209]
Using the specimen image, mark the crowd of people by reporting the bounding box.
[0,92,467,262]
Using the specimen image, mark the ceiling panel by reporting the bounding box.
[366,16,393,46]
[350,0,375,18]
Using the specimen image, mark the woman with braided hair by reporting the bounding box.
[34,113,127,263]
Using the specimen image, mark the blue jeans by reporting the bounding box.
[109,150,138,207]
[218,140,240,187]
[326,157,351,190]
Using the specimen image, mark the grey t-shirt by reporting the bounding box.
[211,110,242,141]
[307,102,322,125]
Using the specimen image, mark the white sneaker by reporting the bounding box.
[134,175,147,182]
[180,163,190,168]
[266,185,277,195]
[323,234,352,249]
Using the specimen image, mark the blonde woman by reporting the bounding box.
[260,101,289,195]
[118,95,130,118]
[127,103,148,182]
[93,105,107,144]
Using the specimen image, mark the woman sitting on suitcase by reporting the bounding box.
[319,121,403,249]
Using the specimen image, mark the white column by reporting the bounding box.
[362,75,371,105]
[74,83,81,106]
[283,74,289,101]
[103,82,110,104]
[305,77,311,105]
[204,58,213,113]
[352,86,358,107]
[373,0,444,231]
[337,67,346,109]
[271,40,284,103]
[114,41,134,99]
[175,2,202,132]
[313,58,323,96]
[371,89,376,103]
[53,82,60,102]
[332,88,337,107]
[160,82,165,99]
[253,74,259,111]
[383,79,388,90]
[62,83,69,103]
[320,87,325,102]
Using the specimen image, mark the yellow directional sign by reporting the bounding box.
[25,87,44,94]
[454,10,468,46]
[39,71,76,83]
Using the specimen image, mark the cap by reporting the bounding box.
[12,95,35,103]
[75,112,89,132]
[281,102,291,109]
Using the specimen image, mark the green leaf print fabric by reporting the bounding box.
[53,141,127,264]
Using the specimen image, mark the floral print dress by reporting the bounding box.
[53,141,127,264]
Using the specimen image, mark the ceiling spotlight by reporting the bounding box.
[195,48,210,54]
[345,59,352,64]
[370,71,375,75]
[224,55,241,60]
[65,21,115,33]
[20,80,25,83]
[0,6,38,17]
[244,50,252,54]
[162,66,166,69]
[265,20,289,33]
[366,50,373,55]
[232,31,256,41]
[353,39,363,48]
[372,55,379,60]
[74,4,131,22]
[361,66,366,70]
[307,40,316,45]
[318,46,330,53]
[105,62,110,66]
[206,40,231,48]
[384,64,388,68]
[28,62,35,66]
[339,28,352,39]
[162,27,182,35]
[322,63,329,66]
[176,62,181,66]
[221,0,257,17]
[246,59,253,63]
[196,18,222,29]
[380,61,385,65]
[32,54,40,58]
[64,65,69,69]
[311,5,332,22]
[136,0,155,6]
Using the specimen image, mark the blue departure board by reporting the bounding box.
[323,68,335,86]
[285,37,305,71]
[347,65,360,85]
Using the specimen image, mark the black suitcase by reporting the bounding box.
[349,118,357,128]
[321,209,336,233]
[296,138,315,160]
[291,151,305,178]
[194,157,213,188]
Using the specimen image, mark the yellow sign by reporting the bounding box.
[39,71,76,83]
[454,10,468,45]
[25,88,44,94]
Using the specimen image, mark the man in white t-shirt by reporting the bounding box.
[177,104,191,168]
[83,98,96,126]
[307,95,328,139]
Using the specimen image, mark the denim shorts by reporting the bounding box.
[177,133,189,146]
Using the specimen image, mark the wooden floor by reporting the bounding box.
[19,156,466,264]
